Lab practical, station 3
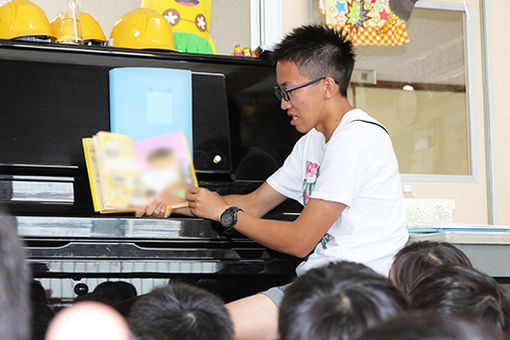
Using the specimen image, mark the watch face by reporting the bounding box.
[220,211,234,227]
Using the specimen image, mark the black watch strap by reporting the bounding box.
[220,206,243,234]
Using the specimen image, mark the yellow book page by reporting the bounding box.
[82,138,104,212]
[83,138,133,214]
[94,132,145,211]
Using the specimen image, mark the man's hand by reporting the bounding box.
[186,187,229,221]
[134,200,172,218]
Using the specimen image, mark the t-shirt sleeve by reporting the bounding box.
[266,137,305,204]
[311,130,369,207]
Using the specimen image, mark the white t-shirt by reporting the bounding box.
[267,109,408,277]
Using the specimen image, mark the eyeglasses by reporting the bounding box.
[274,77,325,102]
[274,77,340,102]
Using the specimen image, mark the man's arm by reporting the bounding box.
[222,182,288,218]
[135,182,286,218]
[233,198,345,257]
[186,187,346,258]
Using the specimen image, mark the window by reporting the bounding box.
[311,2,477,180]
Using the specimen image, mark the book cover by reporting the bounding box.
[82,131,197,213]
[109,67,193,153]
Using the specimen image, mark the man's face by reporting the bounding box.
[276,61,325,134]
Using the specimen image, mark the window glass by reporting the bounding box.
[314,6,471,175]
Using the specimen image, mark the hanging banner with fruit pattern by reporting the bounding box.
[319,0,409,46]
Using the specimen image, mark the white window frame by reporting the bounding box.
[250,0,282,50]
[398,1,479,183]
[252,1,480,181]
[301,1,479,182]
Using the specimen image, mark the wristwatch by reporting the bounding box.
[220,206,243,234]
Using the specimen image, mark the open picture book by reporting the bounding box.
[82,131,198,213]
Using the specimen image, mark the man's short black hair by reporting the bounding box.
[0,210,31,340]
[409,264,510,337]
[360,312,505,340]
[129,282,233,340]
[272,24,355,97]
[279,261,407,340]
[392,241,472,296]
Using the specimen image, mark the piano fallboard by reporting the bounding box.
[19,216,300,278]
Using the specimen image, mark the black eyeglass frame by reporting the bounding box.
[274,77,326,102]
[274,77,339,102]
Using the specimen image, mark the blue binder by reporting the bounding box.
[109,67,193,153]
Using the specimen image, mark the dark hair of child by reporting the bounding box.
[409,264,510,337]
[279,261,407,340]
[128,282,233,340]
[390,241,472,296]
[359,312,504,340]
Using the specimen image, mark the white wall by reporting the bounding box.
[489,0,510,224]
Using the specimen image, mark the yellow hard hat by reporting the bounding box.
[109,8,174,51]
[0,0,51,40]
[50,11,106,45]
[49,13,60,41]
[80,12,106,43]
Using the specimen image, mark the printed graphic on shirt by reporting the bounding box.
[302,161,319,205]
[320,233,330,249]
[302,161,331,250]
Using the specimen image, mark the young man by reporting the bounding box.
[138,24,408,339]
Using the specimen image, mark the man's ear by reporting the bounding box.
[323,76,340,99]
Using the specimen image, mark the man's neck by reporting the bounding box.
[319,97,354,142]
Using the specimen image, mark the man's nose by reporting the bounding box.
[280,98,292,110]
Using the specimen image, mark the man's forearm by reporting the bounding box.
[233,212,314,258]
[223,194,267,218]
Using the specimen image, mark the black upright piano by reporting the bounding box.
[0,40,303,302]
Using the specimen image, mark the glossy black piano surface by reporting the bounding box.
[0,40,302,300]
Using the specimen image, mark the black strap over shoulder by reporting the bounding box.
[351,119,389,135]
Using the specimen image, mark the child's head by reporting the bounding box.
[390,241,472,295]
[408,264,510,337]
[46,301,131,340]
[279,261,407,340]
[271,24,355,97]
[0,211,30,340]
[129,282,233,340]
[359,312,505,340]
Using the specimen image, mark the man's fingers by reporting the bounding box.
[146,201,160,216]
[185,191,196,201]
[135,207,146,218]
[158,202,167,217]
[133,200,171,218]
[188,186,200,194]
